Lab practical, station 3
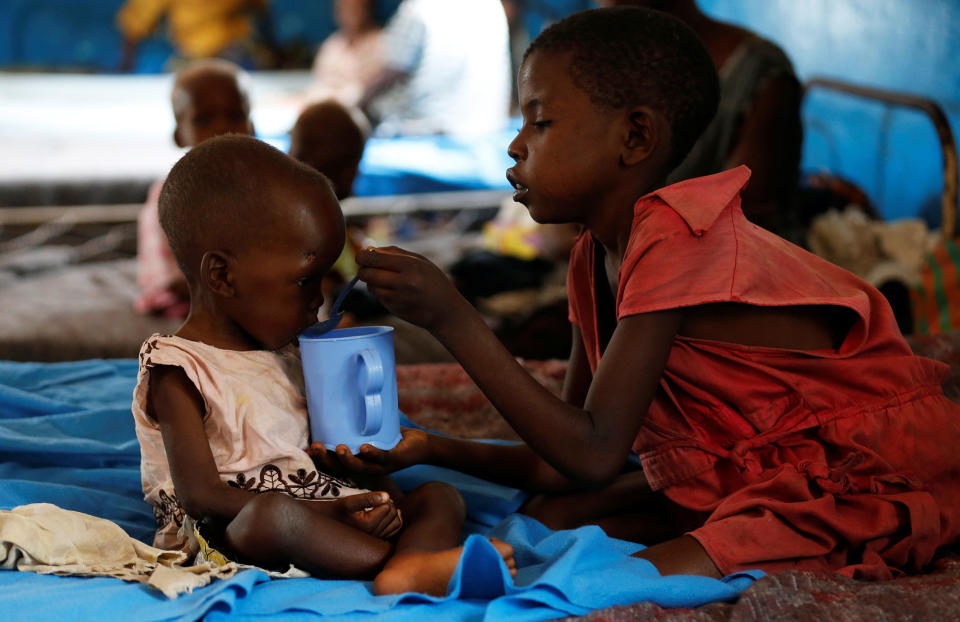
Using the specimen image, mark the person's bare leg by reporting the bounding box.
[225,492,393,578]
[521,470,707,543]
[373,481,517,596]
[634,535,722,578]
[520,470,652,526]
[588,509,695,543]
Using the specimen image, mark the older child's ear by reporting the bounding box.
[200,250,235,297]
[620,107,666,167]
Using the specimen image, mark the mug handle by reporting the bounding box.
[358,348,383,435]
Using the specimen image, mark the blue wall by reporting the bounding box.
[698,0,960,223]
[1,0,957,221]
[0,0,402,73]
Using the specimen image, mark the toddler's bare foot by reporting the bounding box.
[373,538,517,596]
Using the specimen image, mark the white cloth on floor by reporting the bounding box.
[0,503,237,598]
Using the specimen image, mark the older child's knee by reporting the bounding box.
[404,481,466,522]
[633,535,721,578]
[521,493,581,531]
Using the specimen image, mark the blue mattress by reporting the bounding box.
[0,359,759,621]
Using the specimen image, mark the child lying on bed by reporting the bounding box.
[131,135,515,596]
[135,59,255,320]
[319,7,960,581]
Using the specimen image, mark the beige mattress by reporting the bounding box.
[0,258,454,364]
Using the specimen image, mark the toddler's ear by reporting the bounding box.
[201,250,235,297]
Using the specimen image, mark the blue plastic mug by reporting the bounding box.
[298,325,402,454]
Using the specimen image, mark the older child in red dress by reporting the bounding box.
[320,7,960,580]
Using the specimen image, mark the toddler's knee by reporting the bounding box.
[225,492,295,555]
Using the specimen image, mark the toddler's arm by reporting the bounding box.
[148,365,251,521]
[356,247,680,488]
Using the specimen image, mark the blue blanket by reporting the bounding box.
[0,359,759,621]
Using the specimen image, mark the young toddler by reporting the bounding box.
[131,135,515,595]
[321,7,960,581]
[135,59,255,319]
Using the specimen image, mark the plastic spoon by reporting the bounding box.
[308,275,360,335]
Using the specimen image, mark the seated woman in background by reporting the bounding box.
[308,0,385,106]
[599,0,803,240]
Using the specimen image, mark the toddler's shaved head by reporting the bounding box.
[159,135,340,280]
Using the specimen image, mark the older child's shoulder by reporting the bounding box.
[635,166,752,238]
[568,167,753,285]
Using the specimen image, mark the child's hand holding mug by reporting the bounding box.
[310,427,430,476]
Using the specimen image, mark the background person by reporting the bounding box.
[116,0,272,71]
[358,0,512,136]
[134,59,255,319]
[308,0,386,106]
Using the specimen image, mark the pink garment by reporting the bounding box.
[310,29,385,106]
[132,334,367,552]
[566,166,960,579]
[134,180,189,319]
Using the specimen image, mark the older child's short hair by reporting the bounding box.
[524,7,719,168]
[159,135,336,278]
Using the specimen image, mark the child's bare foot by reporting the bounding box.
[373,538,516,596]
[493,538,517,578]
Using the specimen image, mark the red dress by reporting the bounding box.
[567,166,960,579]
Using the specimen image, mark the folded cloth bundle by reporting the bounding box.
[0,503,237,598]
